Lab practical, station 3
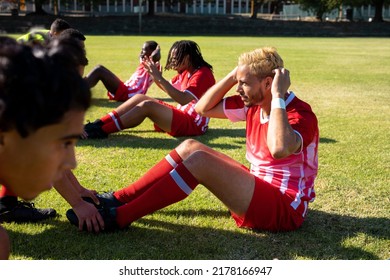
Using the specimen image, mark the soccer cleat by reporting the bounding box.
[0,201,57,223]
[82,120,108,139]
[82,192,124,209]
[66,206,120,232]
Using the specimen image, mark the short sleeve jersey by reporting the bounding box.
[170,66,215,131]
[223,92,319,217]
[123,62,161,97]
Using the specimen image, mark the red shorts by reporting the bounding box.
[107,82,145,102]
[231,171,304,232]
[153,100,207,137]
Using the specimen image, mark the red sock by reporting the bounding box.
[100,113,113,124]
[0,185,16,198]
[115,163,198,228]
[101,111,124,134]
[114,149,182,203]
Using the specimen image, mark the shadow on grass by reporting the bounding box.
[77,130,336,154]
[90,97,122,110]
[319,137,337,144]
[77,128,247,151]
[90,97,175,111]
[7,209,389,260]
[80,102,336,150]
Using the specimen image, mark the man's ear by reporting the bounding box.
[264,76,273,90]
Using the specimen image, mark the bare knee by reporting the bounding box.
[131,95,153,106]
[93,64,107,73]
[176,139,206,159]
[119,95,152,111]
[180,139,203,150]
[133,97,169,117]
[85,64,110,87]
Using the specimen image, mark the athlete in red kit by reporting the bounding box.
[67,46,319,233]
[81,40,215,139]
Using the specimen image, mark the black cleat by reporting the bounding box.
[0,201,56,223]
[66,207,120,232]
[82,120,108,139]
[82,192,124,209]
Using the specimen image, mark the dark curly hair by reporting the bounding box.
[0,36,91,138]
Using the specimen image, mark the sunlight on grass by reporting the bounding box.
[4,36,390,260]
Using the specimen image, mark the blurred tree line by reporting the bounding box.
[26,0,389,22]
[294,0,389,22]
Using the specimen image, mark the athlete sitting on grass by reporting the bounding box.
[81,40,215,139]
[66,47,319,234]
[85,40,161,102]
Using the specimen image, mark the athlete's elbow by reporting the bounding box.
[269,145,291,159]
[270,150,286,159]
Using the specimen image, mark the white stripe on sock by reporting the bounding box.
[169,169,193,196]
[165,154,178,168]
[109,112,122,131]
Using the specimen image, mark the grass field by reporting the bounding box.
[4,35,390,260]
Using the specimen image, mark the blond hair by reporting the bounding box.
[238,47,284,80]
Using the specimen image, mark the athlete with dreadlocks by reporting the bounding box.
[81,40,215,139]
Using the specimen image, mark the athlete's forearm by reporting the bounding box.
[155,76,194,105]
[195,67,237,116]
[53,170,85,208]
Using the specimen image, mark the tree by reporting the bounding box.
[21,0,65,15]
[147,0,155,16]
[31,0,49,14]
[251,0,262,18]
[345,0,389,22]
[297,0,389,22]
[372,0,386,21]
[295,0,342,21]
[250,0,284,19]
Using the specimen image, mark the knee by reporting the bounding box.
[177,139,209,162]
[0,226,10,260]
[132,94,152,105]
[92,64,107,74]
[94,64,105,70]
[135,97,161,112]
[92,64,103,71]
[121,94,149,107]
[181,139,200,148]
[177,139,202,156]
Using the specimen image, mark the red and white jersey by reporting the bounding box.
[123,62,161,98]
[223,92,319,217]
[170,66,215,133]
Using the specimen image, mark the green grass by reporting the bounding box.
[4,36,390,260]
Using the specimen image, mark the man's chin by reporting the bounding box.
[17,191,39,202]
[243,101,252,107]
